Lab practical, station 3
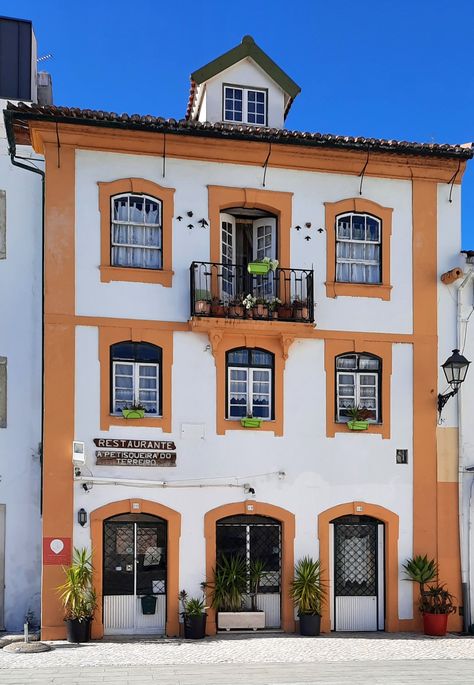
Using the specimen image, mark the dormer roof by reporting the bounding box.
[185,35,301,121]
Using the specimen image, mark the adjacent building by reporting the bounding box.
[4,35,473,639]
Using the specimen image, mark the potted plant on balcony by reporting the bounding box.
[57,547,97,644]
[278,302,293,320]
[255,297,268,318]
[290,556,326,636]
[229,295,245,318]
[247,256,279,275]
[240,413,262,429]
[207,554,265,631]
[346,406,371,431]
[122,401,146,419]
[403,555,456,636]
[243,293,256,318]
[194,289,211,315]
[292,297,309,321]
[268,297,281,320]
[211,297,226,317]
[179,590,208,639]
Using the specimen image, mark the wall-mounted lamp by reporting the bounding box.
[78,508,88,527]
[438,349,471,414]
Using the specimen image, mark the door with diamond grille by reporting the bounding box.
[216,515,282,628]
[103,514,167,635]
[332,516,384,631]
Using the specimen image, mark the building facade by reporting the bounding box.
[5,36,472,639]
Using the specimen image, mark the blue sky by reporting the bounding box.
[5,0,474,246]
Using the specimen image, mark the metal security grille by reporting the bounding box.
[216,515,281,593]
[334,516,379,597]
[103,515,167,597]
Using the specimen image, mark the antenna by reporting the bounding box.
[37,54,53,63]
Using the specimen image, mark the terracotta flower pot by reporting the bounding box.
[229,305,244,318]
[195,300,211,315]
[423,613,448,636]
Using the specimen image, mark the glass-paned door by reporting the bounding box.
[252,217,277,297]
[221,213,236,300]
[216,515,282,628]
[103,514,167,635]
[332,516,384,631]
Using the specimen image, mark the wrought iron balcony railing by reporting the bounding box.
[190,261,314,323]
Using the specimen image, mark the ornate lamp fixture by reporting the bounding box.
[438,349,470,414]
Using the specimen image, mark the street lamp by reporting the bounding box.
[438,349,471,414]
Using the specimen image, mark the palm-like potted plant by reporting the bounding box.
[57,547,97,643]
[403,555,456,636]
[290,556,326,636]
[179,590,208,639]
[346,406,371,431]
[122,400,146,419]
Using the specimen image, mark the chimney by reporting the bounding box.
[37,71,53,105]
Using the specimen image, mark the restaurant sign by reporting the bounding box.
[93,438,176,467]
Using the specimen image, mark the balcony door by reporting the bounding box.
[220,212,276,298]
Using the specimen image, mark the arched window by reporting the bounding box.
[111,342,162,415]
[336,353,381,423]
[111,194,162,270]
[226,348,274,420]
[336,213,381,284]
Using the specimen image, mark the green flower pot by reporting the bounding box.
[247,262,270,275]
[122,409,145,419]
[347,420,369,431]
[240,417,262,428]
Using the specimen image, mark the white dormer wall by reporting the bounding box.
[196,57,286,128]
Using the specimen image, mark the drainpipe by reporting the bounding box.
[8,149,45,512]
[457,267,473,632]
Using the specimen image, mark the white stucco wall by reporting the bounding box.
[0,100,42,630]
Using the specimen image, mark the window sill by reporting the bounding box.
[100,265,174,286]
[328,421,389,439]
[325,281,392,301]
[102,414,171,432]
[222,419,278,435]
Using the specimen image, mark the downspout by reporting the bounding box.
[457,268,473,632]
[8,145,45,513]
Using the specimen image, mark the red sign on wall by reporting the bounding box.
[43,537,72,565]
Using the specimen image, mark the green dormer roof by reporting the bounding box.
[191,35,301,100]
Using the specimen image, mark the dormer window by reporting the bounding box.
[223,85,267,126]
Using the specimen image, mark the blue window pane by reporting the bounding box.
[228,349,250,365]
[256,92,265,103]
[235,100,242,111]
[248,113,256,123]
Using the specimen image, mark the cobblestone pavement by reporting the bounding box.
[0,633,474,684]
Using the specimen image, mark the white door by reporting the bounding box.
[220,213,236,299]
[252,217,277,298]
[103,517,166,635]
[331,519,384,632]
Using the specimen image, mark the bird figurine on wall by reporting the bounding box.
[305,222,312,228]
[187,224,194,230]
[198,218,209,228]
[317,227,324,233]
[176,216,183,221]
[304,235,311,241]
[294,225,302,231]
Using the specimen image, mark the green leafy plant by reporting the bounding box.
[347,406,372,422]
[57,548,97,622]
[123,400,145,412]
[249,559,266,612]
[261,256,279,271]
[179,590,207,617]
[194,289,212,303]
[290,557,326,617]
[419,584,456,615]
[403,555,438,594]
[207,554,247,612]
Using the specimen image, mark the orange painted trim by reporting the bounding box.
[90,498,181,638]
[318,501,400,632]
[30,123,468,184]
[437,482,462,632]
[98,178,175,287]
[204,500,295,634]
[324,339,392,439]
[325,198,393,301]
[209,329,293,436]
[99,326,173,432]
[208,186,292,270]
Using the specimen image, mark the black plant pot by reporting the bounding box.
[65,617,91,643]
[299,614,321,636]
[183,613,207,639]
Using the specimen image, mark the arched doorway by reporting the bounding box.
[102,513,167,635]
[331,515,384,631]
[90,498,181,638]
[216,514,282,628]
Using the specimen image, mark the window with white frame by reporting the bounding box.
[111,193,162,269]
[336,213,381,284]
[223,86,267,125]
[336,353,381,423]
[111,342,161,415]
[227,348,273,420]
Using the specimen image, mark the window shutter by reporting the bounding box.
[0,357,6,428]
[0,191,5,259]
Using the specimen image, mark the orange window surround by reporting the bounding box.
[98,178,175,286]
[325,198,393,300]
[324,338,392,439]
[211,330,292,437]
[99,326,173,431]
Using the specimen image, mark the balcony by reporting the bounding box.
[190,262,314,323]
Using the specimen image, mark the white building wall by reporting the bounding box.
[0,99,42,630]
